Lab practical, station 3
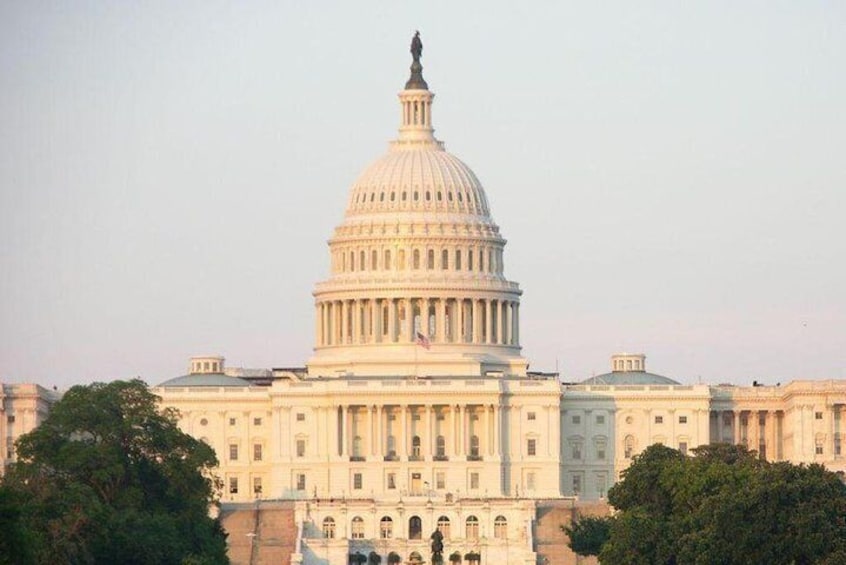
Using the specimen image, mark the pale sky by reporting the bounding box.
[1,2,844,388]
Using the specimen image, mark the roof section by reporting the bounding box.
[581,371,680,386]
[157,373,253,388]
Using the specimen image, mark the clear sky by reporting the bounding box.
[1,2,844,388]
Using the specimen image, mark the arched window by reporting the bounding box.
[380,516,393,539]
[436,435,446,457]
[494,515,507,539]
[409,552,423,563]
[437,516,451,538]
[360,250,365,271]
[468,249,474,270]
[398,249,406,270]
[455,249,462,270]
[465,516,479,539]
[470,435,480,457]
[322,517,336,539]
[351,516,365,539]
[413,249,420,269]
[384,249,391,270]
[427,249,435,269]
[412,436,421,458]
[441,249,449,270]
[409,516,422,540]
[372,249,378,270]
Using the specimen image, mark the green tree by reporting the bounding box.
[563,515,612,557]
[586,442,846,565]
[3,379,227,564]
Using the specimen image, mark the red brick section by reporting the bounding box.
[534,500,611,565]
[220,501,298,565]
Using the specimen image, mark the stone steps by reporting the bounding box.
[221,501,298,565]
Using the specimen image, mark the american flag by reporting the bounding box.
[415,331,431,350]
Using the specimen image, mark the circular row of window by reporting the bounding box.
[352,187,485,210]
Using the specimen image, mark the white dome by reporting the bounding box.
[346,148,491,217]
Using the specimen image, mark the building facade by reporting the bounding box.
[142,38,846,565]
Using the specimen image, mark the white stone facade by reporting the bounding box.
[0,383,59,475]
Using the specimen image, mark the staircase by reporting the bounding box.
[221,501,298,565]
[534,500,609,565]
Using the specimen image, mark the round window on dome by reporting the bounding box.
[370,193,375,202]
[402,191,407,201]
[458,192,463,202]
[390,192,395,201]
[380,193,385,202]
[426,191,431,201]
[448,191,453,201]
[437,191,442,201]
[200,418,208,426]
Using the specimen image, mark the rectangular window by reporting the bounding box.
[527,412,536,421]
[436,472,445,490]
[229,477,238,494]
[527,438,537,456]
[296,439,306,457]
[229,417,236,426]
[596,444,606,460]
[296,412,305,422]
[229,444,238,461]
[596,474,607,498]
[6,415,14,423]
[572,474,582,495]
[816,444,824,455]
[253,477,262,494]
[253,444,263,461]
[254,417,262,426]
[596,414,605,425]
[679,441,688,455]
[296,473,306,491]
[526,472,536,491]
[353,473,362,490]
[572,444,582,460]
[387,472,396,489]
[388,414,396,421]
[816,412,824,420]
[655,415,664,424]
[412,413,421,421]
[572,415,581,424]
[679,415,688,424]
[470,472,479,490]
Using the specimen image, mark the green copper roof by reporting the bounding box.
[581,371,680,386]
[157,373,252,388]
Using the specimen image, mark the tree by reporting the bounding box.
[586,443,846,564]
[563,515,612,557]
[2,379,227,564]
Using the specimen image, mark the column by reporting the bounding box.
[454,405,462,456]
[340,301,349,344]
[513,303,520,345]
[340,406,347,457]
[425,405,433,457]
[401,405,408,458]
[485,299,492,344]
[733,411,740,445]
[352,300,360,344]
[498,301,506,345]
[376,405,384,457]
[472,300,481,344]
[437,298,447,343]
[388,299,397,343]
[374,299,382,343]
[493,405,500,458]
[315,304,321,346]
[505,301,513,345]
[421,298,430,338]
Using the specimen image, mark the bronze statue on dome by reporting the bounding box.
[411,31,423,63]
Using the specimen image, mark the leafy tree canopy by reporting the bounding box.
[567,443,846,565]
[2,379,227,564]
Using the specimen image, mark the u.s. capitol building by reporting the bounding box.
[143,35,846,565]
